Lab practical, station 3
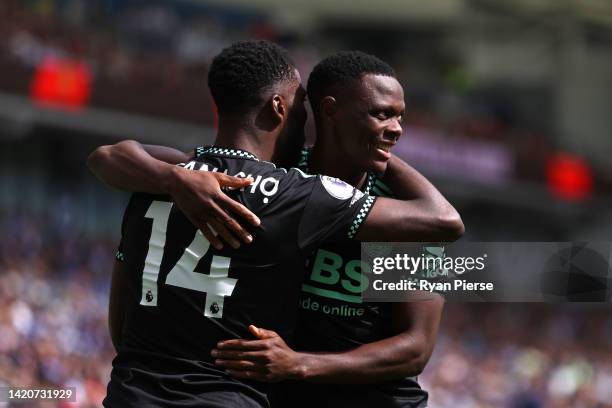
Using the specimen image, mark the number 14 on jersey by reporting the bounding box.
[140,200,237,318]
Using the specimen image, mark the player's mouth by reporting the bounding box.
[375,141,396,160]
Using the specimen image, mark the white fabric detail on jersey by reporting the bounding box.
[350,189,365,206]
[320,175,356,200]
[292,167,316,178]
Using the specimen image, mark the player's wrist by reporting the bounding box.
[161,164,184,196]
[291,353,316,381]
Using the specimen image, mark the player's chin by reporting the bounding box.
[368,157,389,175]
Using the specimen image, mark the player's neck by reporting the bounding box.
[310,144,368,190]
[214,119,275,162]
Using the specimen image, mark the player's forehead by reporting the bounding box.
[360,74,404,107]
[340,74,404,111]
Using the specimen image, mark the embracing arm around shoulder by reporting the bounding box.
[87,140,192,194]
[87,140,259,248]
[357,155,464,242]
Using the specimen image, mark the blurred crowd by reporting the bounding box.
[1,205,611,407]
[0,207,116,407]
[422,304,612,408]
[0,0,319,124]
[0,0,573,187]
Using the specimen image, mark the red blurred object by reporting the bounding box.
[30,57,91,110]
[546,153,594,200]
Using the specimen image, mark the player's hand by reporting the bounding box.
[211,325,304,382]
[167,167,260,250]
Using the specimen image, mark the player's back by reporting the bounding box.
[105,147,374,407]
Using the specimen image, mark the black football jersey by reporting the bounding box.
[105,146,376,407]
[284,148,428,408]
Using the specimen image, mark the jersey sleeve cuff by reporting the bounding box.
[347,195,377,239]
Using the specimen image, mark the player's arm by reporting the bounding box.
[87,140,260,249]
[356,155,464,241]
[358,181,463,242]
[355,154,463,241]
[109,260,127,351]
[87,140,192,192]
[212,294,444,383]
[382,154,446,201]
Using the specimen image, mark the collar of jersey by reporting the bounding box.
[195,146,259,161]
[298,147,376,194]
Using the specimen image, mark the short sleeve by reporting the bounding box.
[297,175,377,252]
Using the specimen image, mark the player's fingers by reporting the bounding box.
[215,199,255,244]
[221,195,260,228]
[214,359,261,371]
[215,339,271,350]
[228,370,276,382]
[186,215,223,250]
[248,325,278,339]
[207,218,241,249]
[206,201,244,245]
[248,325,261,338]
[215,173,254,189]
[225,370,264,381]
[200,222,224,250]
[211,349,268,362]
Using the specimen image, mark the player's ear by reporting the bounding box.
[271,94,286,123]
[319,96,337,123]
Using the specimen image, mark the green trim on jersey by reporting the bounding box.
[298,148,377,195]
[195,146,258,161]
[348,195,376,239]
[371,179,393,197]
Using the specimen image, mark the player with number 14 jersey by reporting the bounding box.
[105,146,376,407]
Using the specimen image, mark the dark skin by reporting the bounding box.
[89,69,306,250]
[90,73,462,376]
[93,70,307,346]
[212,75,450,383]
[310,74,405,186]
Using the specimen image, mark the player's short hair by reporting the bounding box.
[208,40,297,115]
[307,51,396,116]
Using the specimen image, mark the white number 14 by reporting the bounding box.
[140,200,237,318]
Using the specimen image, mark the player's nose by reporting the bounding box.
[385,118,402,140]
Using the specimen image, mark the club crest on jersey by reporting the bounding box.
[321,176,356,200]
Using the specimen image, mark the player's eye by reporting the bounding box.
[373,111,388,120]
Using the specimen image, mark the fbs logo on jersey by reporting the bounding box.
[321,176,357,200]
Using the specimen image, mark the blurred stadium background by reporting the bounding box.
[1,0,611,406]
